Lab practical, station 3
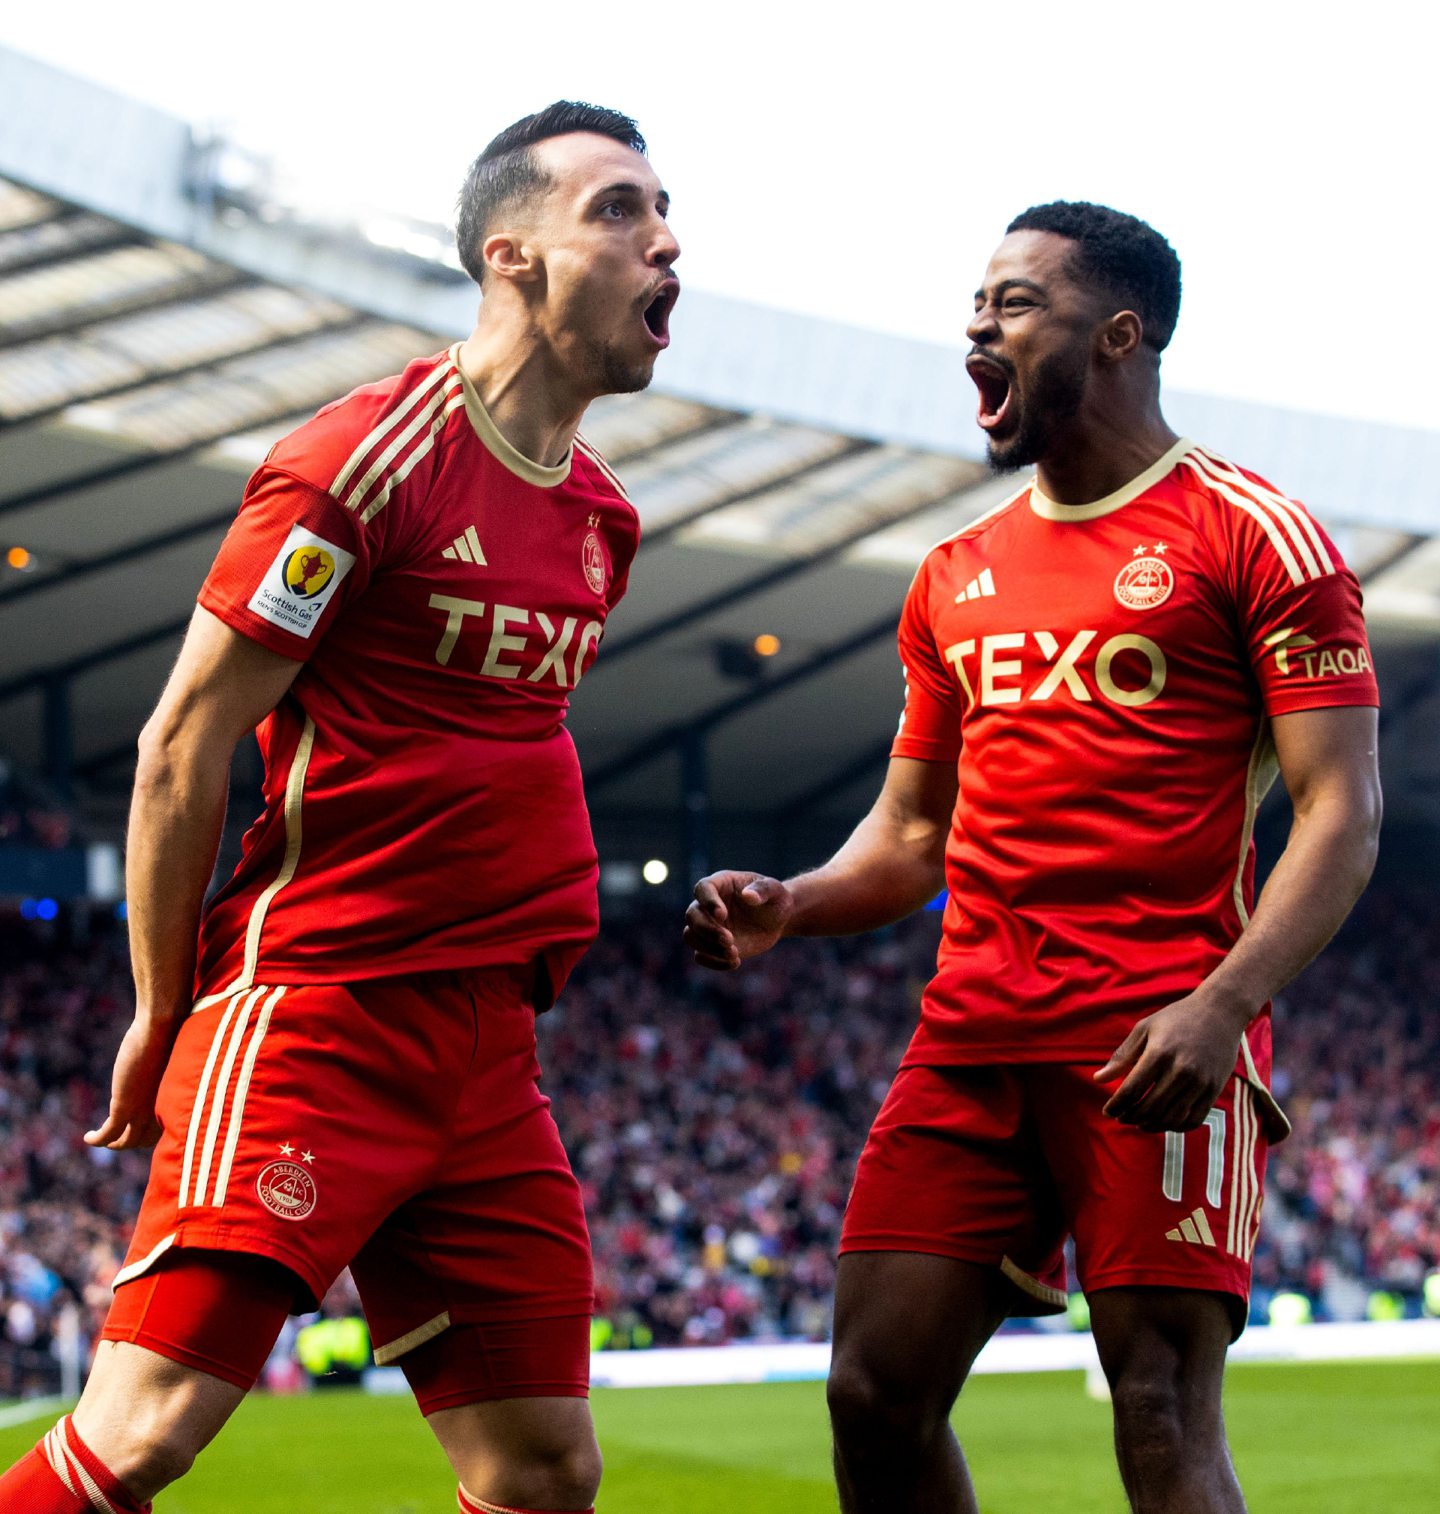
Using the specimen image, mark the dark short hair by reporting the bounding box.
[1006,201,1182,352]
[455,101,646,285]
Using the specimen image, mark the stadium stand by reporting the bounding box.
[3,45,1440,887]
[2,887,1435,1394]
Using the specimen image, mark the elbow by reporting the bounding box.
[134,711,213,801]
[902,831,948,903]
[1357,778,1383,882]
[1293,776,1382,902]
[1327,777,1382,898]
[134,716,177,795]
[914,846,949,912]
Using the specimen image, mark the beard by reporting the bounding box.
[987,344,1089,473]
[586,337,657,397]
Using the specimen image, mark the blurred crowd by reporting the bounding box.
[1258,889,1440,1320]
[0,923,146,1397]
[545,919,931,1347]
[0,758,77,851]
[0,886,1435,1394]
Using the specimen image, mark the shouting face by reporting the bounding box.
[965,230,1103,472]
[508,132,681,397]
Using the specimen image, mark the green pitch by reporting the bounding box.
[3,1360,1437,1511]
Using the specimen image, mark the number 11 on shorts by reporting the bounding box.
[1161,1109,1225,1208]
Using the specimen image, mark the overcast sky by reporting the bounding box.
[4,1,1434,431]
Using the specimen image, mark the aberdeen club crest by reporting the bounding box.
[1114,545,1174,610]
[582,514,606,596]
[257,1159,317,1221]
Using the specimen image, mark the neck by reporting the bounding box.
[456,308,591,469]
[1034,390,1178,505]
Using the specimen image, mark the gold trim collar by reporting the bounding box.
[449,344,572,488]
[1028,437,1194,522]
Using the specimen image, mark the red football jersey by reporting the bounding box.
[194,345,639,1005]
[892,437,1378,1117]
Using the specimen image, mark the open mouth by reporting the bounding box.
[966,353,1014,433]
[641,278,680,347]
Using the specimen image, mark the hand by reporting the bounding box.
[684,871,795,971]
[1094,990,1252,1133]
[84,1015,182,1150]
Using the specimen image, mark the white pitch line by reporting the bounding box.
[0,1395,67,1430]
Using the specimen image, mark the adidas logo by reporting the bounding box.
[1166,1208,1217,1248]
[442,525,487,565]
[954,567,996,603]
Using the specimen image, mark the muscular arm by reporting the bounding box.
[1099,704,1381,1131]
[684,756,956,969]
[787,756,958,934]
[1191,705,1382,1010]
[86,607,302,1149]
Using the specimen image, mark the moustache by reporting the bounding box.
[967,347,1017,382]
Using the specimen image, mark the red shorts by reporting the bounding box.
[113,967,593,1369]
[841,1064,1269,1332]
[100,1252,591,1410]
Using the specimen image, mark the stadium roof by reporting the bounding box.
[2,46,1438,863]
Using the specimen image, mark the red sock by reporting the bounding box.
[457,1490,594,1514]
[0,1416,151,1513]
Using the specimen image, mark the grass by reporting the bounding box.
[2,1359,1437,1511]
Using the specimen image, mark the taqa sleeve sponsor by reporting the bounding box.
[1232,506,1379,716]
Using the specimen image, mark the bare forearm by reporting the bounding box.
[126,733,232,1020]
[686,758,954,969]
[785,808,945,938]
[1204,799,1379,1020]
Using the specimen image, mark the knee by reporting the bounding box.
[73,1407,200,1499]
[469,1430,603,1511]
[540,1435,603,1509]
[128,1421,201,1492]
[826,1356,881,1438]
[1110,1373,1186,1458]
[827,1356,947,1453]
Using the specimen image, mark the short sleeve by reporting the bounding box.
[1236,508,1379,717]
[604,509,641,614]
[891,554,963,763]
[198,467,372,661]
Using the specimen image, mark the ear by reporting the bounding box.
[1098,309,1144,364]
[482,230,542,286]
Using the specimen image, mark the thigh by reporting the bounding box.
[831,1251,1011,1414]
[1088,1286,1234,1417]
[1034,1066,1268,1335]
[75,1252,297,1486]
[118,978,472,1305]
[74,1340,247,1480]
[353,973,593,1370]
[841,1065,1068,1316]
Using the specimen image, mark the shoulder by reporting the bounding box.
[263,349,461,514]
[571,432,640,554]
[911,482,1030,587]
[571,432,634,510]
[1172,443,1338,587]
